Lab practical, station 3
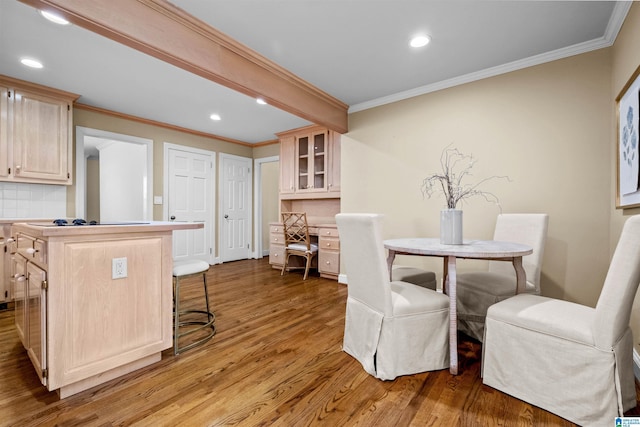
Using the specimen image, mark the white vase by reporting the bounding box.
[440,209,463,244]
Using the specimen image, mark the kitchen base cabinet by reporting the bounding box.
[10,223,183,398]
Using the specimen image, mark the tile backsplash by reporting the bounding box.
[0,182,67,219]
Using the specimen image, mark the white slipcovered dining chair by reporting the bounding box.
[335,213,450,380]
[482,214,640,426]
[456,213,548,341]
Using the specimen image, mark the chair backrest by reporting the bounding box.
[281,212,312,250]
[488,213,549,293]
[594,215,640,348]
[335,213,393,315]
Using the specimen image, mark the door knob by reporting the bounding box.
[170,215,176,220]
[224,214,229,219]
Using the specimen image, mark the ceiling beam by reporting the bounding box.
[20,0,349,134]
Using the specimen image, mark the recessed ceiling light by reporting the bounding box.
[410,35,431,48]
[210,113,221,121]
[256,98,267,105]
[39,10,70,25]
[20,58,43,69]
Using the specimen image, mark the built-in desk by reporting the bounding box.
[269,222,340,280]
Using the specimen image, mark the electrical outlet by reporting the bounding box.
[112,257,128,279]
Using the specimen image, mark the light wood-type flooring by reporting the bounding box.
[1,258,638,426]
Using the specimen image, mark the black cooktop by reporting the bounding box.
[34,219,150,227]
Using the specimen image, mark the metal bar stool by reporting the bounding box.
[173,259,216,355]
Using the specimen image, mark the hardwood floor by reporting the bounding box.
[1,258,638,426]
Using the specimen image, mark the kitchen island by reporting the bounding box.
[10,221,203,398]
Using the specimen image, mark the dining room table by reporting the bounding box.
[383,237,533,375]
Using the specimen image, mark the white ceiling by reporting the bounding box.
[0,1,630,144]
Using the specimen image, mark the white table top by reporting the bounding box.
[384,238,532,259]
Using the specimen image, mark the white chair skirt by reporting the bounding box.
[343,297,449,380]
[482,315,635,426]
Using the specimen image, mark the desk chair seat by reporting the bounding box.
[173,259,216,355]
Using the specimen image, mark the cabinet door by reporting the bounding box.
[12,88,71,183]
[279,135,295,194]
[0,85,9,180]
[296,130,328,193]
[12,254,27,348]
[26,261,47,386]
[327,131,340,194]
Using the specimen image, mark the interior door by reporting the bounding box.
[220,154,251,262]
[167,145,214,263]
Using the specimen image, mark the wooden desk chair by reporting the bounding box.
[280,212,318,280]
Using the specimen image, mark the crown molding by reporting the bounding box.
[350,1,632,114]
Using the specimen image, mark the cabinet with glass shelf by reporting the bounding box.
[277,125,340,199]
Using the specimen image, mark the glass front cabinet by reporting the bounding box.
[278,125,340,198]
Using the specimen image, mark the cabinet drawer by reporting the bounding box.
[319,228,339,238]
[269,245,285,266]
[15,234,47,267]
[270,233,285,246]
[319,237,340,251]
[270,224,283,234]
[318,251,340,275]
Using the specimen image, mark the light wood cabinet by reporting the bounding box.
[277,125,340,199]
[10,223,176,398]
[279,135,296,195]
[268,222,338,280]
[12,232,48,385]
[318,226,340,279]
[0,75,78,185]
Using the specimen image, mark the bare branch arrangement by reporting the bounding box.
[421,145,510,209]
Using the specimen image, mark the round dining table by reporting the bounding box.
[384,238,533,375]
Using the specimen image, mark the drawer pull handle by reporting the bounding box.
[15,274,25,282]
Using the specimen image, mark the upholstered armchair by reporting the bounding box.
[336,213,450,380]
[456,213,548,341]
[481,214,640,426]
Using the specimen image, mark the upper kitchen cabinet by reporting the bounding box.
[0,75,78,185]
[277,125,341,199]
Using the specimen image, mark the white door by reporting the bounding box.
[220,153,251,262]
[165,144,214,264]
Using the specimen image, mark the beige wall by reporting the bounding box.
[346,48,612,306]
[261,161,280,254]
[611,3,640,355]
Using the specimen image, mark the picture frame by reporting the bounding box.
[616,63,640,209]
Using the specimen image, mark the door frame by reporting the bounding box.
[163,142,216,264]
[253,155,279,259]
[75,126,153,220]
[219,153,252,263]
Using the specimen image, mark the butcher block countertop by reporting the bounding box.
[11,221,203,237]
